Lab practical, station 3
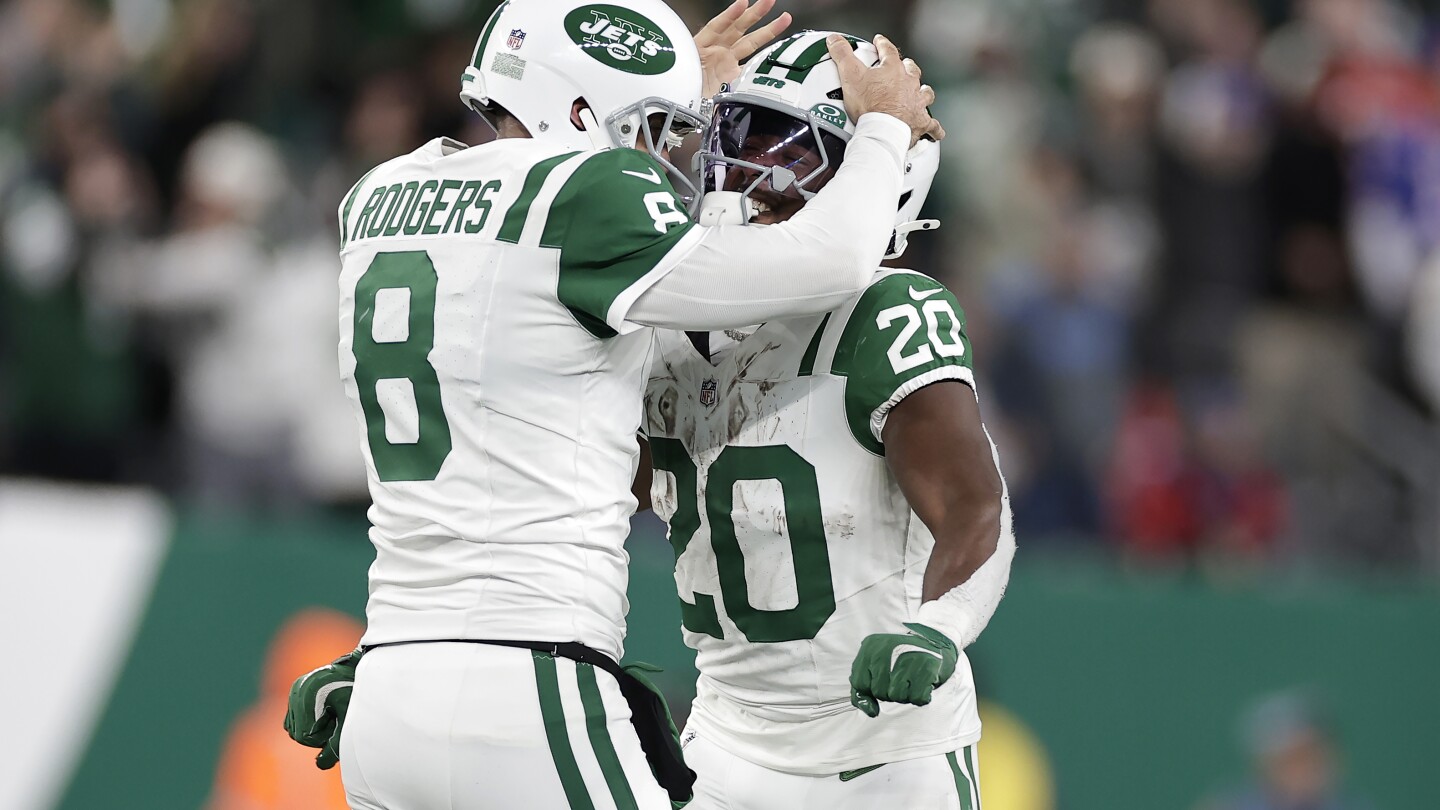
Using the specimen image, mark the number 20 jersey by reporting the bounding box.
[337,136,700,659]
[643,269,993,775]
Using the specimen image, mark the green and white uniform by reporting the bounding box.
[644,269,988,780]
[339,136,700,660]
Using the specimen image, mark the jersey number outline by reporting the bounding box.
[643,191,689,233]
[352,251,453,482]
[876,298,966,374]
[650,438,836,643]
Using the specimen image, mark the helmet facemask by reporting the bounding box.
[604,96,706,205]
[695,95,849,225]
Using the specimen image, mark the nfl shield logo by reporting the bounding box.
[699,378,718,407]
[507,29,526,50]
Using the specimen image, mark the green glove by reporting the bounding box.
[849,623,958,718]
[283,648,363,770]
[619,662,690,809]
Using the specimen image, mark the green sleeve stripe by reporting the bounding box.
[947,749,977,810]
[796,313,832,377]
[576,664,639,810]
[497,151,578,244]
[473,1,509,68]
[337,166,379,250]
[533,652,596,810]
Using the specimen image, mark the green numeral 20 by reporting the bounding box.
[352,251,453,482]
[650,439,836,643]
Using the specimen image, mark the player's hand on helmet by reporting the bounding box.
[284,648,364,770]
[848,623,958,718]
[695,0,792,98]
[827,34,946,147]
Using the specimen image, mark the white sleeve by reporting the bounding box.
[625,113,911,331]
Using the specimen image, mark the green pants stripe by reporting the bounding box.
[947,747,980,810]
[576,662,639,810]
[533,651,595,810]
[964,747,981,809]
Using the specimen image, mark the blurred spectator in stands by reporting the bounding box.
[1188,391,1288,570]
[1147,0,1271,389]
[1303,0,1440,404]
[1106,384,1286,566]
[988,148,1130,545]
[1072,23,1165,208]
[90,122,300,505]
[1195,691,1373,810]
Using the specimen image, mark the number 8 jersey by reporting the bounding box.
[643,269,990,775]
[337,136,700,659]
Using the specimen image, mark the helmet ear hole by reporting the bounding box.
[570,99,589,131]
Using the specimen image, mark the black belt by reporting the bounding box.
[365,638,696,803]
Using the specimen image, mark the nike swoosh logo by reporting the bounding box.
[838,763,887,782]
[622,167,663,184]
[909,286,944,301]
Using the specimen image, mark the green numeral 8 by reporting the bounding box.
[353,251,453,482]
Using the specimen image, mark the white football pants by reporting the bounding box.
[682,731,981,810]
[340,642,671,810]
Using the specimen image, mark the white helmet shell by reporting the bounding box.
[460,0,704,154]
[697,30,940,258]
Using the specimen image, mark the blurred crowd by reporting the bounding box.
[1,0,1438,576]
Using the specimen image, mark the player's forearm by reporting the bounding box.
[916,505,1014,649]
[625,114,909,330]
[885,382,1014,648]
[921,500,1003,602]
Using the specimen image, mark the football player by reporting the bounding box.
[640,31,1015,810]
[282,1,944,809]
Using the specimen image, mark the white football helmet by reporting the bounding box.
[695,30,940,258]
[460,1,705,190]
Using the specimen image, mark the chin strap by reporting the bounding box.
[886,219,941,260]
[696,191,756,227]
[578,107,612,151]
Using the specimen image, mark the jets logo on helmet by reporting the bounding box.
[458,0,704,200]
[565,4,676,74]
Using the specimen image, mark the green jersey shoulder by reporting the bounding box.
[529,147,695,337]
[821,268,975,456]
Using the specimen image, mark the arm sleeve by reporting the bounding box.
[915,471,1015,650]
[830,272,975,455]
[625,113,911,331]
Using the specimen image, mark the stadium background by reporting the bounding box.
[1,0,1438,808]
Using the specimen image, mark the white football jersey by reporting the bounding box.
[337,136,701,659]
[644,269,993,774]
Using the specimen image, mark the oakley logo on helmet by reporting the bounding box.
[564,4,676,75]
[810,102,848,129]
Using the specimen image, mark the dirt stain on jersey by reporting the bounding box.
[652,384,680,435]
[826,511,857,542]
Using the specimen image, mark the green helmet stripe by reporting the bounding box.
[782,37,835,81]
[757,33,806,78]
[473,1,510,69]
[756,33,862,82]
